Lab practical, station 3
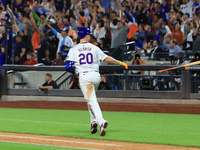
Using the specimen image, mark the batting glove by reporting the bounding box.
[119,61,128,69]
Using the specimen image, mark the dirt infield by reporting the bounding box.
[1,100,200,114]
[0,132,199,150]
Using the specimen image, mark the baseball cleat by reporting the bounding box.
[103,121,108,129]
[100,121,108,136]
[91,121,98,134]
[100,124,106,136]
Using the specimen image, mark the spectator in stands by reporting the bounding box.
[14,33,26,63]
[0,0,196,66]
[152,13,161,31]
[30,5,47,32]
[191,52,200,63]
[7,6,26,32]
[63,15,70,25]
[63,0,71,12]
[48,18,56,27]
[14,55,23,65]
[133,1,148,25]
[23,19,33,52]
[168,17,184,46]
[166,34,172,43]
[38,73,58,89]
[150,2,166,23]
[163,37,182,64]
[80,1,89,19]
[100,0,109,14]
[174,52,187,91]
[133,24,146,49]
[144,23,154,43]
[68,74,80,89]
[161,0,170,20]
[149,40,163,60]
[154,19,167,48]
[185,19,196,50]
[47,23,74,57]
[54,11,63,27]
[13,0,24,13]
[90,34,98,46]
[164,34,172,52]
[38,32,51,65]
[0,7,5,20]
[41,0,52,17]
[32,1,43,14]
[94,0,105,14]
[163,20,172,36]
[109,10,117,21]
[115,0,138,42]
[70,15,78,33]
[0,18,6,32]
[141,42,153,57]
[96,11,105,22]
[54,0,64,11]
[180,0,193,20]
[64,23,77,43]
[130,51,146,75]
[93,20,106,43]
[0,45,5,66]
[181,13,191,38]
[110,19,129,51]
[192,21,200,54]
[181,13,192,49]
[29,12,40,51]
[98,74,112,90]
[23,4,31,19]
[52,52,65,66]
[23,52,37,65]
[45,18,59,60]
[99,38,109,51]
[176,52,188,65]
[177,11,184,21]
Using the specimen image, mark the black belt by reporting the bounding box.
[82,70,98,73]
[78,70,98,75]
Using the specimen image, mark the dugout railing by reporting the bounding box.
[0,64,196,99]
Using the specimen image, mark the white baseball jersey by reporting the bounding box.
[67,42,108,127]
[180,0,193,20]
[67,42,108,73]
[56,34,74,54]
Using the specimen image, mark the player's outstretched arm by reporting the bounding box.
[104,56,128,69]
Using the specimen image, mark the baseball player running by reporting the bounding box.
[65,28,128,136]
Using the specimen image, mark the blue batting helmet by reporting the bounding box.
[78,28,90,39]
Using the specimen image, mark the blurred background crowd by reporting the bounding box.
[0,0,199,66]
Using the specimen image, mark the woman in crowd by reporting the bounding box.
[168,17,184,46]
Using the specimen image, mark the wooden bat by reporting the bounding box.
[159,60,200,73]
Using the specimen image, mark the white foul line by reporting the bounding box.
[0,135,122,147]
[0,118,89,126]
[0,140,98,150]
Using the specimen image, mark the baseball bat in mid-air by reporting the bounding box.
[158,60,200,73]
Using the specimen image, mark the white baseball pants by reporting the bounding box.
[79,71,105,126]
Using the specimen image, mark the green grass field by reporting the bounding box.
[0,108,200,148]
[0,141,84,150]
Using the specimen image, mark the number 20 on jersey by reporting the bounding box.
[79,53,93,65]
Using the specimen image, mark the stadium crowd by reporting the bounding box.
[0,0,199,66]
